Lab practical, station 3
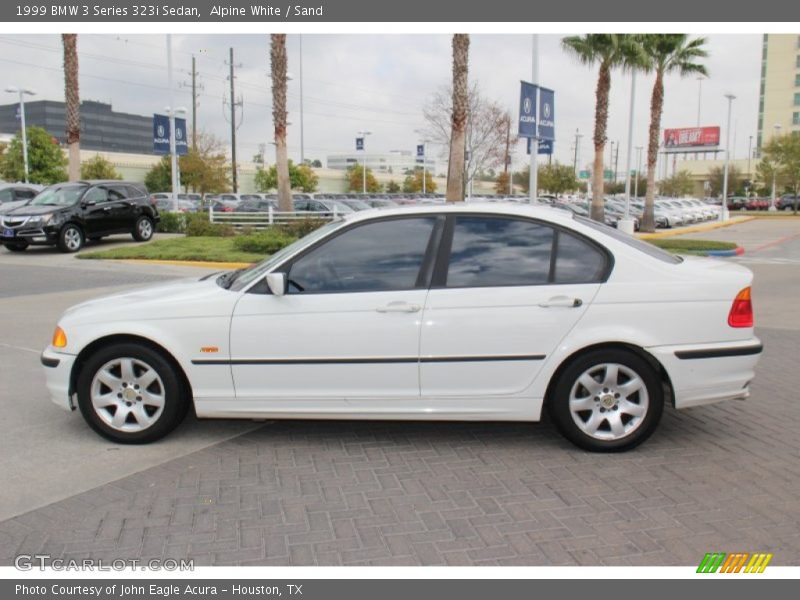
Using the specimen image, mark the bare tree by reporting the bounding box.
[62,34,80,182]
[270,34,292,212]
[424,83,514,194]
[445,34,469,202]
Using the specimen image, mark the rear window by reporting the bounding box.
[574,216,682,264]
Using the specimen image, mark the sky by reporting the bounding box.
[0,33,762,173]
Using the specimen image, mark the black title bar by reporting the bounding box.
[1,0,793,22]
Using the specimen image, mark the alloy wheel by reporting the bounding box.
[89,357,165,432]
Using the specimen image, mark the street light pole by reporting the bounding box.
[4,87,35,183]
[572,129,582,175]
[620,70,637,234]
[528,34,539,202]
[696,77,703,126]
[299,34,305,165]
[770,123,781,211]
[720,93,736,222]
[166,34,179,212]
[358,130,372,194]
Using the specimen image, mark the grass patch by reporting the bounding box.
[79,236,265,264]
[649,238,737,254]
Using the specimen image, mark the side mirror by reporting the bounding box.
[266,272,287,297]
[82,199,96,207]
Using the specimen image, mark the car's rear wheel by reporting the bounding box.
[76,343,189,444]
[57,224,84,253]
[132,216,154,242]
[549,348,663,452]
[4,242,28,252]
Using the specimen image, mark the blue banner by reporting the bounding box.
[416,144,425,158]
[355,137,364,151]
[153,114,188,156]
[537,86,555,141]
[528,138,553,155]
[518,80,537,138]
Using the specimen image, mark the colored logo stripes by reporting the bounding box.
[697,552,773,573]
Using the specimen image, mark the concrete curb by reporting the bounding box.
[117,259,254,269]
[637,216,755,240]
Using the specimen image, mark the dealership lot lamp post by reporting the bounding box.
[770,123,781,211]
[5,86,35,183]
[414,129,429,194]
[165,106,187,209]
[619,71,637,235]
[720,93,736,222]
[358,130,372,194]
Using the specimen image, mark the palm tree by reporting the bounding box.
[62,34,80,182]
[640,35,708,232]
[270,34,292,212]
[446,34,469,203]
[561,34,645,221]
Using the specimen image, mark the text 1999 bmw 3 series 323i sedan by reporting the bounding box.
[41,205,762,451]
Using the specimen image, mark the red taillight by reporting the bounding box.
[728,287,753,328]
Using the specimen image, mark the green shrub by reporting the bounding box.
[155,212,186,234]
[232,230,297,254]
[277,218,328,238]
[184,212,235,237]
[649,239,737,251]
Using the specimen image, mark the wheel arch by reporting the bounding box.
[543,341,675,409]
[69,333,194,404]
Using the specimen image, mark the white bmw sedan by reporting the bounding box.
[41,205,762,452]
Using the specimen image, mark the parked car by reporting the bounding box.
[204,193,241,211]
[293,198,355,215]
[337,198,374,211]
[1,180,158,253]
[777,195,798,211]
[0,183,43,213]
[41,204,761,451]
[151,193,199,213]
[235,196,278,212]
[364,199,399,209]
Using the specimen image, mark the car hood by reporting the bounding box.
[60,275,239,325]
[3,204,68,217]
[0,200,29,215]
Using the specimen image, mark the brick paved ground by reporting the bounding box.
[1,324,798,567]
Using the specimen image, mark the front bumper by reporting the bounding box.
[647,338,762,409]
[41,347,77,411]
[0,225,59,245]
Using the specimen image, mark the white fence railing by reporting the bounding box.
[208,206,340,228]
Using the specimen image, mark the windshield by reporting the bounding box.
[29,185,86,207]
[226,219,347,291]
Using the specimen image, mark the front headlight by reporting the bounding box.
[26,214,53,227]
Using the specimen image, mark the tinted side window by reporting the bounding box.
[446,216,553,287]
[554,231,607,283]
[287,217,436,294]
[83,187,109,203]
[15,189,36,200]
[108,186,128,201]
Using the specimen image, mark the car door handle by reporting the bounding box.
[376,301,421,313]
[539,296,583,308]
[102,206,113,211]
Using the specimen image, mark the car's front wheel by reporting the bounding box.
[57,224,84,253]
[132,216,154,242]
[549,348,664,452]
[76,343,189,443]
[4,242,29,252]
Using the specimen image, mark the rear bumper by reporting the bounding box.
[41,347,76,412]
[647,338,762,409]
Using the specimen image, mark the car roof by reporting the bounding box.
[339,202,577,225]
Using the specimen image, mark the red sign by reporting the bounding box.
[663,126,720,149]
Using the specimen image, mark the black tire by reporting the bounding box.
[4,242,29,252]
[548,348,664,452]
[57,223,84,253]
[132,215,155,242]
[76,342,190,444]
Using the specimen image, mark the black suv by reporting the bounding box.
[0,180,159,253]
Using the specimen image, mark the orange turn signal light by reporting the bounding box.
[52,326,67,348]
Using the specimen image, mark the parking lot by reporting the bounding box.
[0,218,798,566]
